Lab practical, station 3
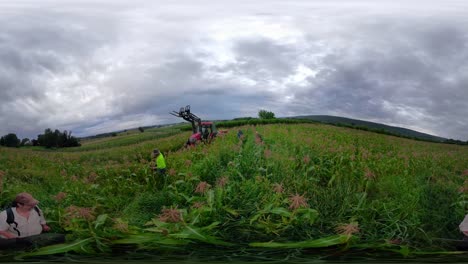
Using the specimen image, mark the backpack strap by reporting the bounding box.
[6,208,14,225]
[6,208,21,237]
[34,206,41,217]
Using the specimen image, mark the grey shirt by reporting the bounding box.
[0,207,46,238]
[460,214,468,233]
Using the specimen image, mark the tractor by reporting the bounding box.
[170,105,218,146]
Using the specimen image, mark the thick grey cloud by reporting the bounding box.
[0,0,467,140]
[286,17,468,139]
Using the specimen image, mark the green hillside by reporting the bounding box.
[292,115,448,142]
[0,123,467,258]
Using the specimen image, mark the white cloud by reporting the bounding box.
[0,0,467,140]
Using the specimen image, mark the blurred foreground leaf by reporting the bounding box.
[18,238,92,257]
[113,233,188,245]
[249,235,350,248]
[170,226,234,246]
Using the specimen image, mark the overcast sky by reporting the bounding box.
[1,0,467,140]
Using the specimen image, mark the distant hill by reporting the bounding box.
[290,115,448,142]
[80,115,463,144]
[79,123,181,140]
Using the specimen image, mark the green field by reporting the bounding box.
[0,123,467,257]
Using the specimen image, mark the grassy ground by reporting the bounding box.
[0,123,467,256]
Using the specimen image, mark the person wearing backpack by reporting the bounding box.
[0,192,50,239]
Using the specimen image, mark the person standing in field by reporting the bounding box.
[152,148,166,175]
[237,130,244,140]
[151,148,167,188]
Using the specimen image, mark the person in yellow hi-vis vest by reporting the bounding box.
[151,148,166,175]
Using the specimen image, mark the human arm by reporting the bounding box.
[37,207,50,232]
[149,152,158,170]
[0,230,15,239]
[150,159,157,171]
[42,224,51,232]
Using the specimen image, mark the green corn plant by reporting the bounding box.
[249,234,352,249]
[17,238,94,258]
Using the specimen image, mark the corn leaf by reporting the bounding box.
[249,235,350,248]
[94,214,108,229]
[113,233,188,245]
[296,208,319,225]
[112,233,160,244]
[18,238,93,257]
[223,207,239,216]
[170,226,233,246]
[269,207,292,217]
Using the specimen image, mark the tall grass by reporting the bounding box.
[0,123,466,256]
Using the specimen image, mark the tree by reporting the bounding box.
[138,127,144,133]
[63,131,80,147]
[258,109,276,119]
[36,128,81,148]
[0,133,20,147]
[38,128,58,148]
[20,138,30,146]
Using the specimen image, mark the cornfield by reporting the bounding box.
[0,123,467,258]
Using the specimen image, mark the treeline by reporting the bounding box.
[217,118,314,128]
[443,138,468,145]
[36,129,80,148]
[177,118,315,132]
[179,110,311,131]
[0,128,80,149]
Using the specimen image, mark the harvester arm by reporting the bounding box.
[170,105,202,134]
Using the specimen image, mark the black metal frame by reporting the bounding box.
[170,105,201,134]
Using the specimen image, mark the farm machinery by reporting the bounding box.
[170,105,218,146]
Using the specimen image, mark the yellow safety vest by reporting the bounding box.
[156,153,166,169]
